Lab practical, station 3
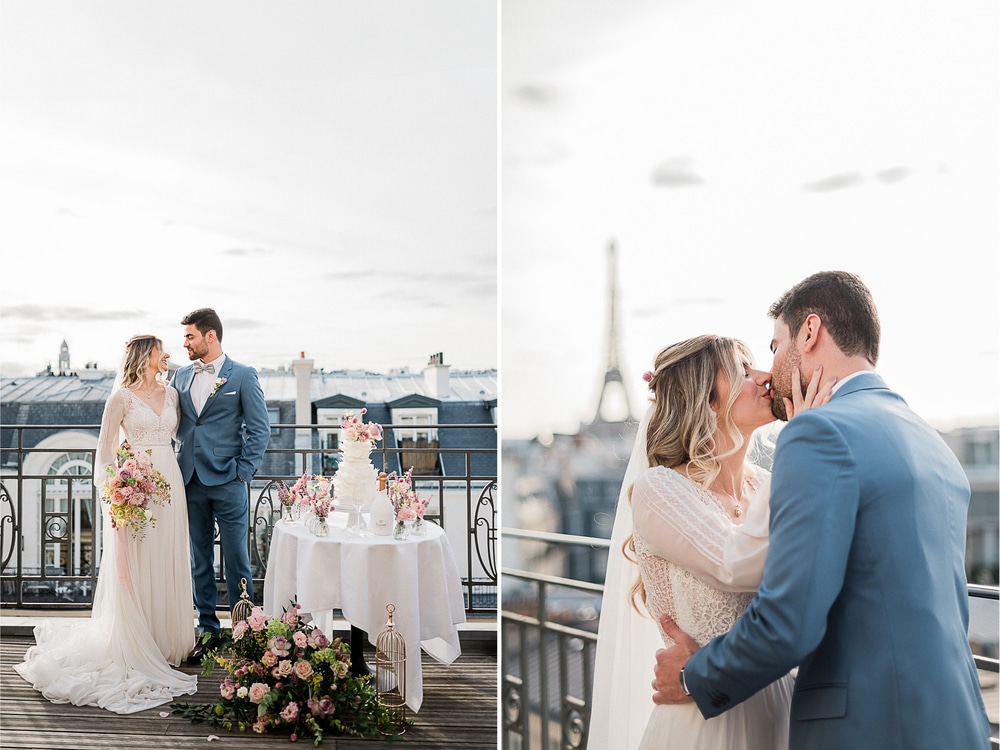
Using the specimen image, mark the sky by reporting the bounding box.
[501,0,1000,439]
[0,0,497,378]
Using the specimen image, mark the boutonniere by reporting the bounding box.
[211,377,227,397]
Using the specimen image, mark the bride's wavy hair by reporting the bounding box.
[644,334,753,483]
[120,335,164,390]
[625,334,759,613]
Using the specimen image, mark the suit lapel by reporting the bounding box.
[172,366,196,414]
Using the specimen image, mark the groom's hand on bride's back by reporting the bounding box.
[652,614,699,705]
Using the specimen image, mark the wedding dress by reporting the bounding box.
[14,386,197,714]
[631,466,791,750]
[589,407,790,750]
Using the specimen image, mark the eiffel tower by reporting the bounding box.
[593,239,634,424]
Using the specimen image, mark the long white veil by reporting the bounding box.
[588,404,664,749]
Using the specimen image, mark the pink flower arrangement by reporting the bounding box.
[280,474,335,519]
[339,408,383,445]
[385,466,430,522]
[101,444,172,539]
[172,600,405,742]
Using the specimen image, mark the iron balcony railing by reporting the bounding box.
[501,527,1000,750]
[0,424,497,619]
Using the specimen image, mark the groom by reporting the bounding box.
[173,308,270,663]
[651,272,991,748]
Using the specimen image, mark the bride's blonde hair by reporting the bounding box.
[625,334,758,612]
[120,335,164,390]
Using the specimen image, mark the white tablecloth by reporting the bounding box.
[263,514,466,712]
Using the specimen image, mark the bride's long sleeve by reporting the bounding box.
[95,390,127,480]
[631,466,770,592]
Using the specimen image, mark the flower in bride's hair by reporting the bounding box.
[642,371,653,383]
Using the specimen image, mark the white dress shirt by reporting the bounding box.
[191,353,227,414]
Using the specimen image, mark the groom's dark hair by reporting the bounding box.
[181,308,224,342]
[769,271,880,365]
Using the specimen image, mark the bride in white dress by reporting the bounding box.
[589,335,830,749]
[15,335,197,714]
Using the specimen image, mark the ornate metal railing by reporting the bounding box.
[501,528,1000,750]
[0,424,497,618]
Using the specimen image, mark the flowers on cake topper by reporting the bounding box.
[339,408,383,445]
[101,444,172,539]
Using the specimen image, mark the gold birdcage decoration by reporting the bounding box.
[375,603,407,733]
[231,577,254,623]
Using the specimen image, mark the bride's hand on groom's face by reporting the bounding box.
[784,365,836,419]
[652,614,699,705]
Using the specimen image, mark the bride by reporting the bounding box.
[15,335,197,713]
[589,335,831,749]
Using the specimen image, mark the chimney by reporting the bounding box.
[291,353,313,448]
[423,352,450,399]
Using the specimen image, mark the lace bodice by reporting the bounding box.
[635,536,755,647]
[96,387,179,473]
[631,466,770,648]
[121,388,178,446]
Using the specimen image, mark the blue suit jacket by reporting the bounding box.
[686,373,990,749]
[172,357,270,487]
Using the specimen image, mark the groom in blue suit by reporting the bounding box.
[652,272,990,748]
[173,308,270,662]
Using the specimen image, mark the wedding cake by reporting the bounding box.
[335,441,378,509]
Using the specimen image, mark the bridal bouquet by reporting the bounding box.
[101,444,171,540]
[172,600,404,743]
[339,409,383,445]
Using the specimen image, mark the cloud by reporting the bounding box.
[875,167,912,184]
[221,247,271,257]
[802,172,865,192]
[510,84,565,108]
[1,305,136,322]
[650,158,705,188]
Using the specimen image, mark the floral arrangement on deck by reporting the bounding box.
[340,408,383,445]
[101,443,171,540]
[172,600,405,744]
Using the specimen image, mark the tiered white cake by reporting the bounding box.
[335,441,378,509]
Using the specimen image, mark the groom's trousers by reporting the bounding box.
[186,473,254,634]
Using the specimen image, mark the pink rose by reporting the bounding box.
[252,716,269,734]
[247,608,267,632]
[309,695,335,717]
[232,621,248,641]
[280,609,299,627]
[293,660,313,679]
[280,702,299,722]
[397,506,414,521]
[220,679,236,699]
[277,659,294,677]
[292,631,307,649]
[306,630,329,650]
[268,635,291,657]
[248,682,270,704]
[261,650,278,668]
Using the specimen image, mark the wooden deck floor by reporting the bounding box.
[0,631,498,749]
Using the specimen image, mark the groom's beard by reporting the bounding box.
[770,390,789,421]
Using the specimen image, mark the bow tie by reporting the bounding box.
[193,362,216,374]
